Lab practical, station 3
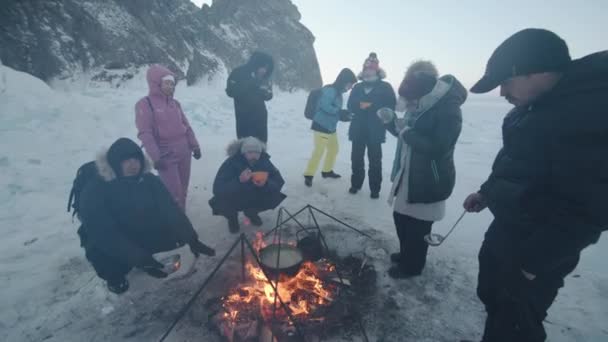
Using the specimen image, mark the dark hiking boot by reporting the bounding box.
[390,253,401,263]
[245,211,263,226]
[304,176,313,187]
[321,171,341,179]
[388,266,421,279]
[371,192,380,199]
[107,277,129,294]
[190,240,216,257]
[227,215,240,233]
[348,187,359,194]
[137,258,169,278]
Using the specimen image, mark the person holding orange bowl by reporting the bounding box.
[209,137,286,233]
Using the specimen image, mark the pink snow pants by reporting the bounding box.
[158,139,192,210]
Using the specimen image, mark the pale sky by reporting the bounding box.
[191,0,607,90]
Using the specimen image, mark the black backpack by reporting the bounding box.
[304,87,323,120]
[67,161,98,221]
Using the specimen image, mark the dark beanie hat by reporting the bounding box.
[399,72,438,100]
[399,60,439,100]
[107,138,145,178]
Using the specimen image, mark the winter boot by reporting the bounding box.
[321,171,341,179]
[348,187,359,194]
[245,211,263,226]
[390,253,401,263]
[371,192,380,199]
[227,214,240,233]
[190,240,216,257]
[107,277,129,294]
[304,176,313,187]
[388,265,421,279]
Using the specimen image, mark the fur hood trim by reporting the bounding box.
[95,148,153,182]
[357,68,387,81]
[226,137,267,157]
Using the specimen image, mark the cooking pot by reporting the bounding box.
[259,243,303,278]
[296,228,324,261]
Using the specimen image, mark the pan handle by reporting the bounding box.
[296,227,319,241]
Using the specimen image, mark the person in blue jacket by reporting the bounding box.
[303,68,357,187]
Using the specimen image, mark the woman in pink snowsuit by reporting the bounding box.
[135,65,201,210]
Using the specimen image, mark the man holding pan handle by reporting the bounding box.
[463,28,608,342]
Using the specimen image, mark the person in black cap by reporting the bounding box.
[79,138,215,294]
[226,51,274,143]
[463,28,608,341]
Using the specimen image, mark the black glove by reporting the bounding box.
[339,109,353,122]
[139,256,168,279]
[192,148,202,160]
[189,240,216,257]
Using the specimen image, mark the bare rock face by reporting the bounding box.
[0,0,322,90]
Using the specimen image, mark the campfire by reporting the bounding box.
[158,206,376,342]
[208,233,346,341]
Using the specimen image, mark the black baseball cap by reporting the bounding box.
[471,28,572,93]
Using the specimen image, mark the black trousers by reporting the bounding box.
[86,247,132,284]
[236,113,268,143]
[393,212,433,274]
[351,140,382,193]
[477,236,579,342]
[209,191,286,218]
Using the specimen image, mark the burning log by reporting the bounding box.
[259,325,278,342]
[204,231,376,342]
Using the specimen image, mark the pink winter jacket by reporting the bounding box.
[135,65,200,162]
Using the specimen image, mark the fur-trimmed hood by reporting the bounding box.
[246,51,274,80]
[95,139,153,182]
[357,68,387,81]
[226,137,267,157]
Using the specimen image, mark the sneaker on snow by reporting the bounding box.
[321,171,341,179]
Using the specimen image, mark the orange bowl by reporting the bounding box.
[251,171,269,183]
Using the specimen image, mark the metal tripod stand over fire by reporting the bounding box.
[158,204,372,342]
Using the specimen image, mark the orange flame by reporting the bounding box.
[219,233,336,327]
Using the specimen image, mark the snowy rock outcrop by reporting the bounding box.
[0,0,322,90]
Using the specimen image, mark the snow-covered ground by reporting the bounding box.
[0,64,606,341]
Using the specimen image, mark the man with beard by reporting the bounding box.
[209,137,286,233]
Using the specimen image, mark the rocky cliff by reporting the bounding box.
[0,0,322,90]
